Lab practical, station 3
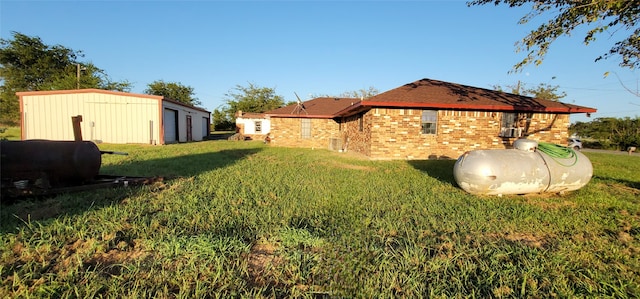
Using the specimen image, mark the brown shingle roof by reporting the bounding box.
[266,97,360,118]
[350,78,596,114]
[267,78,596,119]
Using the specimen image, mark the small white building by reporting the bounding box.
[17,89,210,144]
[235,111,270,140]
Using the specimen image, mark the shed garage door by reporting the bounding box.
[164,108,178,143]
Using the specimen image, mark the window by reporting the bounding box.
[499,112,522,138]
[358,114,364,132]
[421,110,437,134]
[254,121,262,133]
[301,119,311,139]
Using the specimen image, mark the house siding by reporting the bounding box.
[236,116,270,141]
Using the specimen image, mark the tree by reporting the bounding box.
[570,116,639,149]
[144,80,201,106]
[492,81,566,101]
[226,83,284,117]
[338,86,380,99]
[212,109,233,131]
[212,83,284,130]
[523,83,567,101]
[310,86,380,100]
[467,0,640,72]
[0,31,131,124]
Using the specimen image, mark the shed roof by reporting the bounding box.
[266,97,360,118]
[16,88,210,114]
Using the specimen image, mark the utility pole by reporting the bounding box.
[76,63,81,89]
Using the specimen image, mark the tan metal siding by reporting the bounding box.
[22,93,160,144]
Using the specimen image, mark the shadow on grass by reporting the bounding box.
[407,159,457,186]
[0,147,262,233]
[592,175,640,194]
[100,148,261,178]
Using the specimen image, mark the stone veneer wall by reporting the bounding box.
[269,117,342,149]
[363,108,570,160]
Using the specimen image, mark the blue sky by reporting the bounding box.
[2,0,639,124]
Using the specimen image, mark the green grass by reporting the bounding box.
[1,141,639,298]
[0,126,20,140]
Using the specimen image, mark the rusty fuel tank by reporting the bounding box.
[453,139,593,196]
[1,140,102,187]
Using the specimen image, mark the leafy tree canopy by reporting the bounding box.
[145,80,201,107]
[467,0,640,72]
[212,109,234,131]
[0,31,131,124]
[570,116,639,149]
[223,83,284,117]
[492,81,566,101]
[310,86,380,101]
[211,83,284,130]
[338,86,380,99]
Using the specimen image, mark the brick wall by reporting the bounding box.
[340,113,371,156]
[360,108,570,160]
[269,117,342,149]
[269,109,571,160]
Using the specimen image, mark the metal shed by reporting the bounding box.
[17,89,210,144]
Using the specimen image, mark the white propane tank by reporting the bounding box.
[453,139,593,196]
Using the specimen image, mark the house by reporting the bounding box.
[16,89,211,144]
[265,96,360,150]
[265,78,597,160]
[235,111,270,140]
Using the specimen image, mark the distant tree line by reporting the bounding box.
[570,116,640,150]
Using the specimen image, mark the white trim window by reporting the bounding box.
[301,119,311,139]
[499,112,523,138]
[421,110,437,134]
[254,121,262,133]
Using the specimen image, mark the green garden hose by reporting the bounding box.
[537,142,578,167]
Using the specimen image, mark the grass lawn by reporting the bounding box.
[0,125,20,140]
[1,141,639,298]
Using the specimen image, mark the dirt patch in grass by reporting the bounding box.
[489,232,551,249]
[86,247,148,275]
[245,241,281,288]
